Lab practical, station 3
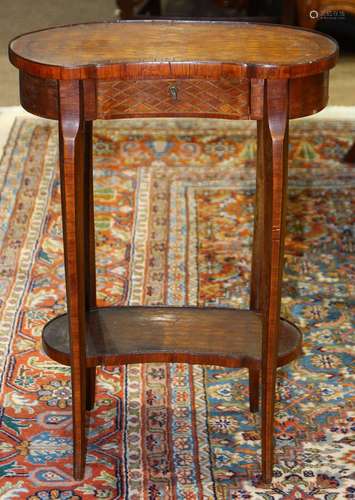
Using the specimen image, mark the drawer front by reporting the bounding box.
[96,79,250,119]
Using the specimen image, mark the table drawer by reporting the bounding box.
[96,78,250,119]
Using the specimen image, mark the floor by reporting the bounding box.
[1,0,354,106]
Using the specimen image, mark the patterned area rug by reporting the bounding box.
[0,117,354,499]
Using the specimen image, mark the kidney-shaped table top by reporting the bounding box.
[9,20,338,80]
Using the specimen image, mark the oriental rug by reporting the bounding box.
[0,116,354,499]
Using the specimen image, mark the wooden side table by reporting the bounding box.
[9,21,337,483]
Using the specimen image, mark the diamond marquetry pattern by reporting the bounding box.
[96,79,250,119]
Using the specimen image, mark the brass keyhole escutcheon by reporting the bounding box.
[169,85,178,100]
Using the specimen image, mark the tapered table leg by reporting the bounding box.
[259,79,289,483]
[249,367,260,413]
[86,365,96,411]
[58,80,88,481]
[343,141,355,163]
[83,118,97,411]
[249,117,266,414]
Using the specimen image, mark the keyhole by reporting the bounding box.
[169,85,178,100]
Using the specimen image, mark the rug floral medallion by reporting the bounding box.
[0,117,353,499]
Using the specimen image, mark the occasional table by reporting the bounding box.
[9,20,337,483]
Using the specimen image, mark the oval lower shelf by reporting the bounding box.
[42,306,302,369]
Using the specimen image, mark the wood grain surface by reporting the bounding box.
[9,20,338,80]
[18,71,331,121]
[58,79,88,480]
[96,78,250,119]
[42,306,302,369]
[9,18,335,482]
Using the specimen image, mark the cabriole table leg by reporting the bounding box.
[259,79,289,483]
[58,80,89,480]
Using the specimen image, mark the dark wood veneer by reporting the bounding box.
[19,71,59,120]
[96,78,250,119]
[9,20,337,483]
[9,21,337,80]
[43,306,302,368]
[19,72,331,121]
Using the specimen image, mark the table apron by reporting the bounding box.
[19,70,329,121]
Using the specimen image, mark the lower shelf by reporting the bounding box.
[42,306,302,369]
